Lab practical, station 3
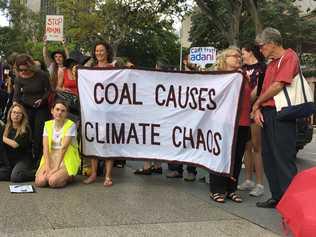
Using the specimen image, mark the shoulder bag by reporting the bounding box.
[274,56,315,121]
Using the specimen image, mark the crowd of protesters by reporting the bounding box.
[0,27,301,208]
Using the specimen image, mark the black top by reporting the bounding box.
[242,62,266,96]
[5,126,32,165]
[13,70,51,107]
[0,124,9,167]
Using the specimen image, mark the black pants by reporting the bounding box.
[0,147,34,182]
[168,164,197,175]
[24,105,49,166]
[209,126,250,194]
[261,107,297,201]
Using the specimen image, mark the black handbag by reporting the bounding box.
[55,91,80,113]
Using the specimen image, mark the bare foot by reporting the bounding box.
[83,173,97,184]
[104,177,113,187]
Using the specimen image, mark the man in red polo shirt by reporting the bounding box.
[252,27,299,208]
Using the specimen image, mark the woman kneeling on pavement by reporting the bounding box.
[35,100,81,188]
[209,47,251,203]
[0,103,34,182]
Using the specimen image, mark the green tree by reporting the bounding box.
[190,0,316,53]
[0,26,25,57]
[194,0,243,46]
[56,0,184,67]
[0,0,45,58]
[2,0,185,67]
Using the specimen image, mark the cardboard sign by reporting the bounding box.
[78,68,243,175]
[45,15,64,41]
[189,47,216,67]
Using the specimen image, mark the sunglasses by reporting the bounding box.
[17,67,31,72]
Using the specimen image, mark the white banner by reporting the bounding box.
[45,15,64,41]
[78,69,243,175]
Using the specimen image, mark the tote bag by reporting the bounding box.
[274,56,315,121]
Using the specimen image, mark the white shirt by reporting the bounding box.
[43,121,77,149]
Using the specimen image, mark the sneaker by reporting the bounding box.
[184,172,196,181]
[249,184,264,197]
[237,180,255,191]
[166,170,183,178]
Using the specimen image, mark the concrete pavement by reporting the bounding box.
[0,134,315,237]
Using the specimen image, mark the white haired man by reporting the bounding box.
[252,27,298,208]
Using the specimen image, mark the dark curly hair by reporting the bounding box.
[92,41,113,63]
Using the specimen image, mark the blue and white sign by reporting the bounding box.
[189,47,216,66]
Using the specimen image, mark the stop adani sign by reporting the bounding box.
[189,47,216,66]
[46,15,64,41]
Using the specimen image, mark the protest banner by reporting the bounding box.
[189,47,216,67]
[78,68,243,175]
[45,15,64,41]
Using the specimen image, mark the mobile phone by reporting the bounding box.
[4,69,10,75]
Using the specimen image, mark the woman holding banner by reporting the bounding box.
[35,100,81,188]
[209,47,251,203]
[83,41,115,187]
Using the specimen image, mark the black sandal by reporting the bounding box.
[209,192,225,203]
[134,168,152,175]
[227,192,243,203]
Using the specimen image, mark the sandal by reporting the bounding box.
[104,177,113,187]
[227,192,243,203]
[134,168,152,175]
[209,192,225,203]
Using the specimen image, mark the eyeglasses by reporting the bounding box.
[12,111,23,115]
[227,54,241,58]
[17,67,30,72]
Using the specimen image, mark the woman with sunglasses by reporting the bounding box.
[13,54,51,167]
[0,104,34,182]
[209,47,251,204]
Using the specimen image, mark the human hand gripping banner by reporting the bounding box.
[78,68,243,175]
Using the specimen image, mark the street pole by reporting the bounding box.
[179,25,183,71]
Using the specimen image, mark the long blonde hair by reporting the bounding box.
[5,103,30,138]
[213,47,241,71]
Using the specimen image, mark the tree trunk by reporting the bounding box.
[195,0,243,46]
[112,39,120,58]
[246,0,263,34]
[229,0,243,46]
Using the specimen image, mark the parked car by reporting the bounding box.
[296,117,314,152]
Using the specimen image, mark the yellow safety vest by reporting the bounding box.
[38,119,81,176]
